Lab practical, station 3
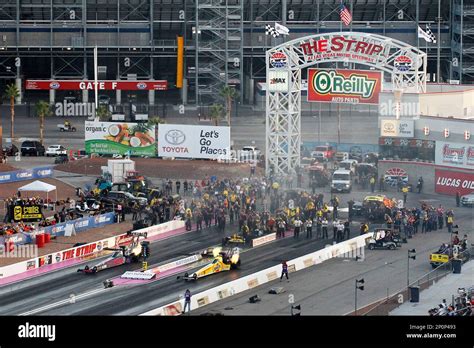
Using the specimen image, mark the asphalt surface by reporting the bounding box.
[0,220,344,315]
[2,112,379,151]
[190,194,473,316]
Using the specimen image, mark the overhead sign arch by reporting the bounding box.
[265,32,427,176]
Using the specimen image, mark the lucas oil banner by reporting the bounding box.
[307,69,382,105]
[158,124,230,160]
[435,169,474,196]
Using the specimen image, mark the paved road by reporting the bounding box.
[0,224,347,315]
[190,195,473,316]
[2,112,379,152]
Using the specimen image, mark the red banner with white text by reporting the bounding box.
[25,80,167,91]
[435,169,474,196]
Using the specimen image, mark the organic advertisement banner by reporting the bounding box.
[85,121,156,156]
[158,124,230,160]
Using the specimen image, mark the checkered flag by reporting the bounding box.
[425,24,437,44]
[418,25,436,43]
[265,24,280,38]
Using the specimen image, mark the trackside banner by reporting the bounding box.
[307,69,382,105]
[158,124,231,160]
[0,167,53,184]
[435,169,474,196]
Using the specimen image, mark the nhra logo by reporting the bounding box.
[270,52,288,68]
[136,82,147,90]
[49,82,60,89]
[312,70,376,98]
[394,55,412,72]
[55,253,61,262]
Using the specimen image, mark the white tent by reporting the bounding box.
[18,180,57,208]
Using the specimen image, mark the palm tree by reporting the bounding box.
[4,84,19,141]
[148,116,166,153]
[35,101,52,145]
[96,105,111,121]
[148,116,165,126]
[209,103,224,126]
[219,85,238,126]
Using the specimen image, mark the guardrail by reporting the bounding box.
[0,212,115,246]
[140,233,370,316]
[0,219,185,283]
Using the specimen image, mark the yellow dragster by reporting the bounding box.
[182,247,240,281]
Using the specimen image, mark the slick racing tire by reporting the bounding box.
[184,272,189,279]
[92,266,98,273]
[193,274,198,280]
[84,265,90,270]
[368,244,375,250]
[388,244,396,250]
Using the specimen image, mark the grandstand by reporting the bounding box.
[0,0,471,108]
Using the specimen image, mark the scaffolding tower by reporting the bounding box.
[452,0,474,83]
[194,0,243,107]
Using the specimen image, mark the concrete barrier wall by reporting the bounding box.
[0,220,185,280]
[141,233,370,316]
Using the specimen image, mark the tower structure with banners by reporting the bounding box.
[265,32,427,176]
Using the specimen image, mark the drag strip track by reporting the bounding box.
[0,226,227,315]
[12,232,335,315]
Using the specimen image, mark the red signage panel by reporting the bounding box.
[25,80,168,91]
[307,69,382,105]
[435,169,474,196]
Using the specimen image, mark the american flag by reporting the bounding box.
[339,3,352,26]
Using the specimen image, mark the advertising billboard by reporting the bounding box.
[307,69,382,104]
[85,121,156,157]
[25,80,167,91]
[380,119,414,138]
[268,70,289,92]
[435,141,474,170]
[0,166,53,184]
[13,204,43,222]
[435,169,474,196]
[158,124,230,160]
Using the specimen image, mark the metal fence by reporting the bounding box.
[363,246,473,316]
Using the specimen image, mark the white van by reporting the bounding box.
[331,169,352,193]
[338,159,358,174]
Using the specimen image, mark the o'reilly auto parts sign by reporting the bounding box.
[307,69,381,104]
[158,124,230,160]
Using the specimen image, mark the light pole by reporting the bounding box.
[407,249,416,288]
[354,278,365,316]
[385,261,395,302]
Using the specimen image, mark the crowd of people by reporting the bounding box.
[149,176,362,244]
[382,202,456,240]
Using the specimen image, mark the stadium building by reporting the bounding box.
[0,0,472,112]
